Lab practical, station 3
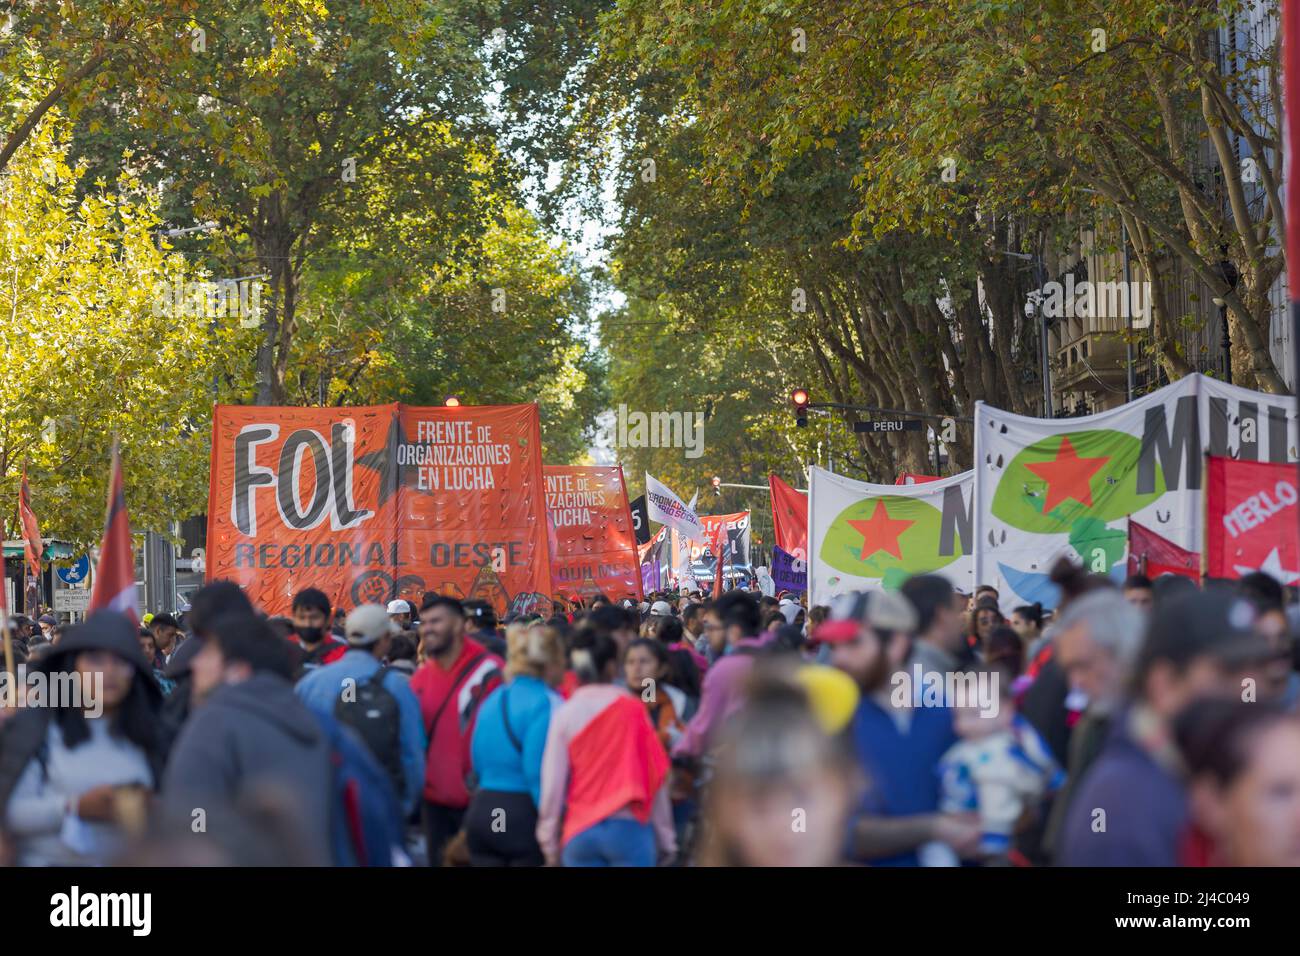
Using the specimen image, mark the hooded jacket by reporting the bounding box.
[163,671,333,865]
[0,612,164,862]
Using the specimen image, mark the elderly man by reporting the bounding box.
[1055,591,1270,866]
[1037,591,1145,860]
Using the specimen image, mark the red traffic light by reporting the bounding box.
[445,395,461,407]
[790,388,809,408]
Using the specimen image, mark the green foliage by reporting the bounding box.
[0,115,253,547]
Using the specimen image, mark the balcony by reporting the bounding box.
[1054,333,1129,396]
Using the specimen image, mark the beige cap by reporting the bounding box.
[345,604,400,646]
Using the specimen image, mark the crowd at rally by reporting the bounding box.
[1,562,1298,867]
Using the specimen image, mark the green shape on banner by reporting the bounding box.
[991,429,1165,533]
[881,567,911,591]
[1068,517,1127,573]
[820,495,959,578]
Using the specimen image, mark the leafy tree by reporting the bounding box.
[73,0,497,404]
[605,0,1287,391]
[0,114,251,548]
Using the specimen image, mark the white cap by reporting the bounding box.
[650,600,674,616]
[386,599,411,615]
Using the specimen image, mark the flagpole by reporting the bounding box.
[1,616,14,708]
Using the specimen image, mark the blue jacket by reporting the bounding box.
[1056,707,1186,866]
[295,649,426,816]
[470,675,559,806]
[848,695,958,867]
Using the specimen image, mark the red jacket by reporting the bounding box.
[410,638,503,808]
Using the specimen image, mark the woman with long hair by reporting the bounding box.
[623,638,687,751]
[1009,603,1045,657]
[466,623,566,866]
[969,598,1005,654]
[0,612,164,866]
[536,629,676,866]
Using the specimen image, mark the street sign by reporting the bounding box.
[56,555,90,585]
[54,588,91,613]
[854,419,924,433]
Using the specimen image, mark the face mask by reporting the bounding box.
[297,626,324,644]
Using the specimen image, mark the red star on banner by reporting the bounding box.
[1024,435,1109,513]
[846,501,913,561]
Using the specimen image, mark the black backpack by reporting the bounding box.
[333,667,404,802]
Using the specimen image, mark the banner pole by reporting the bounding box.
[1,616,14,708]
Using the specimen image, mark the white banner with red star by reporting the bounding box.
[973,374,1300,612]
[808,466,974,605]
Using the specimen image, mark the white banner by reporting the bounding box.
[645,474,704,541]
[809,466,974,605]
[973,373,1299,612]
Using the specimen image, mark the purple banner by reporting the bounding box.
[641,560,660,595]
[772,544,807,594]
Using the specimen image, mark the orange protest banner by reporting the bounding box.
[544,464,642,601]
[207,403,552,616]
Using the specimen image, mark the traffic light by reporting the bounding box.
[711,475,721,497]
[791,388,809,427]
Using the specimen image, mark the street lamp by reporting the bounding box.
[444,395,462,407]
[1213,260,1240,384]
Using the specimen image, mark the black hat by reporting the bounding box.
[41,611,153,672]
[1140,591,1273,673]
[36,611,161,702]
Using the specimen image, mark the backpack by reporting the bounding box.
[314,711,405,867]
[333,666,404,801]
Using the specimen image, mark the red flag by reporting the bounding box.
[87,445,139,623]
[1127,520,1198,580]
[19,466,43,582]
[768,474,807,559]
[1205,456,1300,582]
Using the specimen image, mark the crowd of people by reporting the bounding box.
[1,561,1298,867]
